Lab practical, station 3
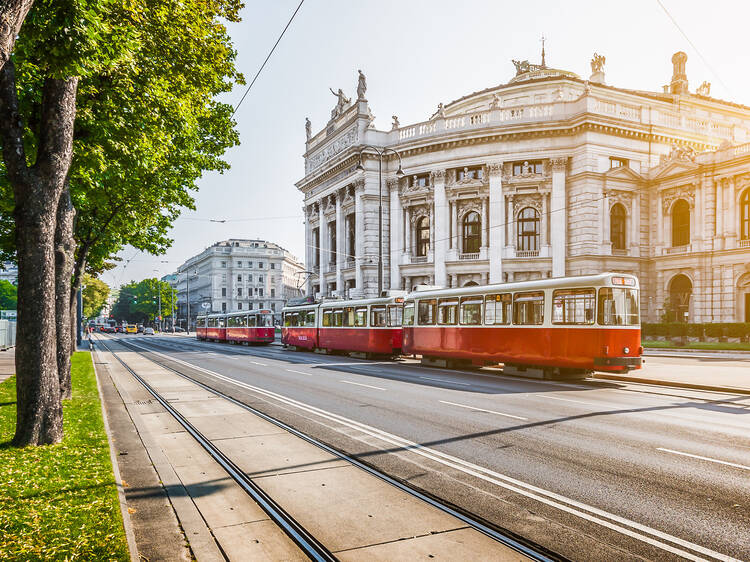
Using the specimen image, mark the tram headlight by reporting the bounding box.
[623,347,630,354]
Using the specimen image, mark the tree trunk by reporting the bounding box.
[0,0,34,71]
[0,61,78,446]
[55,185,75,400]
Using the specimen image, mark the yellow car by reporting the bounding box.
[125,325,137,334]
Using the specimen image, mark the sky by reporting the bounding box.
[101,0,750,288]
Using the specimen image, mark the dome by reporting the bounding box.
[508,66,580,84]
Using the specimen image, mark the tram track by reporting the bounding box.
[94,335,560,561]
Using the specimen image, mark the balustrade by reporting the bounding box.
[459,252,480,260]
[515,250,539,258]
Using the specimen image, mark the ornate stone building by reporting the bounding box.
[296,52,750,322]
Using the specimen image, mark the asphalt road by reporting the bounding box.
[114,334,750,562]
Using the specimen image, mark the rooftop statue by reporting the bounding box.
[329,87,351,120]
[697,81,711,97]
[431,102,446,120]
[357,69,367,100]
[591,52,605,74]
[391,115,400,130]
[305,117,311,140]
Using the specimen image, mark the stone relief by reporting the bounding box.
[512,193,543,215]
[408,204,431,224]
[605,189,633,211]
[590,52,605,73]
[305,126,358,174]
[430,169,447,184]
[661,185,695,213]
[550,157,568,171]
[667,144,696,162]
[488,162,503,177]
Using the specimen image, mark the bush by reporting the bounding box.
[667,323,688,337]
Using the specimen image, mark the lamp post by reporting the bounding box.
[182,268,197,334]
[355,146,405,296]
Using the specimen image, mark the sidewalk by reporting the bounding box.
[0,347,14,384]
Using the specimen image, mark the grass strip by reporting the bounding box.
[643,340,750,351]
[0,351,129,560]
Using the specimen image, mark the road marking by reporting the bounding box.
[657,448,750,471]
[285,369,312,376]
[541,395,596,406]
[251,361,267,366]
[124,341,739,562]
[419,376,471,386]
[340,380,386,391]
[439,400,528,420]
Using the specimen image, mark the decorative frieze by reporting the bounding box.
[305,125,358,174]
[661,185,695,213]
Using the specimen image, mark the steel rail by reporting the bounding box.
[94,337,337,562]
[106,335,561,562]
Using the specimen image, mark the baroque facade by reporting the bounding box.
[175,239,304,326]
[296,52,750,322]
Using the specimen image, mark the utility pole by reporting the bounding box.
[185,270,191,335]
[158,284,162,332]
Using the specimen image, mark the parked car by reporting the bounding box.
[143,327,155,335]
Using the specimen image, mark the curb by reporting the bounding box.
[90,346,140,562]
[644,347,750,356]
[593,373,750,395]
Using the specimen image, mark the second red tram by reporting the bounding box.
[196,310,274,344]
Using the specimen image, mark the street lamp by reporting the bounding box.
[355,146,405,296]
[180,268,198,334]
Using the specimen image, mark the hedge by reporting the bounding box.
[642,322,750,340]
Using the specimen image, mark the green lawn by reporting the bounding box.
[0,352,129,560]
[643,340,750,351]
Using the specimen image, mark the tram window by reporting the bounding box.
[354,307,368,327]
[227,316,236,328]
[552,289,595,325]
[333,308,344,327]
[484,294,511,325]
[371,306,387,327]
[438,299,458,325]
[460,297,483,325]
[388,305,403,327]
[513,292,544,325]
[259,314,273,327]
[322,310,332,327]
[403,302,415,326]
[248,314,255,327]
[343,307,355,327]
[417,299,437,325]
[218,317,226,328]
[208,317,216,328]
[598,288,639,326]
[305,310,316,327]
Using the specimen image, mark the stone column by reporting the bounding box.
[404,206,412,259]
[450,200,458,249]
[656,191,664,251]
[480,197,488,249]
[318,199,328,295]
[388,178,402,291]
[304,205,312,295]
[550,157,567,277]
[602,190,611,254]
[507,194,515,250]
[727,176,737,247]
[354,180,364,293]
[540,191,549,247]
[715,180,724,246]
[432,170,448,287]
[630,194,639,257]
[488,163,504,283]
[335,192,344,294]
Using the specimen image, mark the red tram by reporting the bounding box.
[402,273,642,374]
[196,310,274,344]
[281,295,404,356]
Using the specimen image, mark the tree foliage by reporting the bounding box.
[0,278,17,309]
[81,273,108,318]
[111,278,176,324]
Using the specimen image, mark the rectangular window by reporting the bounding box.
[248,314,256,327]
[221,302,227,312]
[258,275,264,283]
[388,305,403,327]
[258,262,264,269]
[238,303,243,310]
[221,287,226,297]
[460,297,483,325]
[208,317,216,327]
[258,288,264,297]
[221,261,226,268]
[284,313,295,327]
[248,274,253,282]
[271,288,275,297]
[456,166,484,181]
[354,307,367,327]
[270,263,275,269]
[410,173,430,187]
[437,299,458,325]
[343,307,355,327]
[598,288,639,326]
[248,262,253,268]
[484,293,512,325]
[305,310,316,327]
[371,306,387,327]
[322,310,332,327]
[512,161,543,175]
[403,302,415,326]
[610,157,628,168]
[237,287,242,296]
[237,274,242,282]
[333,308,343,327]
[237,261,242,268]
[553,289,595,325]
[513,291,544,325]
[417,299,437,325]
[271,303,276,312]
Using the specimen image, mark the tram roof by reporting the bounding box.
[282,294,405,311]
[405,272,639,300]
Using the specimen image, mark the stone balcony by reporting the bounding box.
[738,239,750,249]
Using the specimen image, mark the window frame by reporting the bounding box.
[741,189,750,241]
[387,304,403,327]
[552,288,596,325]
[671,199,690,247]
[459,296,483,325]
[416,216,430,257]
[417,299,437,325]
[484,293,512,325]
[402,301,415,326]
[437,299,458,325]
[517,207,540,252]
[513,291,545,325]
[462,212,481,254]
[610,203,627,250]
[370,305,387,327]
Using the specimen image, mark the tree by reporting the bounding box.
[111,279,175,325]
[0,0,241,445]
[81,273,108,319]
[0,278,16,308]
[0,0,34,71]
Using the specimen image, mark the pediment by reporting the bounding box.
[650,159,699,180]
[603,165,642,182]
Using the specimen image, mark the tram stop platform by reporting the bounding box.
[92,336,526,561]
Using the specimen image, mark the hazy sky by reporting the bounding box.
[101,0,750,288]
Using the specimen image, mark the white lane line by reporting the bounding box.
[285,369,312,376]
[657,448,750,472]
[251,361,267,366]
[541,395,596,406]
[439,400,528,421]
[419,376,471,386]
[124,341,739,562]
[340,380,386,391]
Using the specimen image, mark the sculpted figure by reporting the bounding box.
[431,102,446,120]
[489,93,501,109]
[391,115,400,129]
[329,87,351,119]
[512,59,530,75]
[357,69,367,100]
[305,117,311,140]
[697,81,711,97]
[590,52,605,74]
[522,161,532,174]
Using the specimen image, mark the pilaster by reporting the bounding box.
[335,192,344,294]
[488,163,504,283]
[432,169,448,287]
[550,157,568,277]
[354,179,365,293]
[388,178,402,290]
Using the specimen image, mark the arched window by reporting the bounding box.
[610,204,626,250]
[517,207,539,252]
[462,211,481,253]
[668,274,692,323]
[741,189,750,241]
[416,216,430,257]
[672,199,690,247]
